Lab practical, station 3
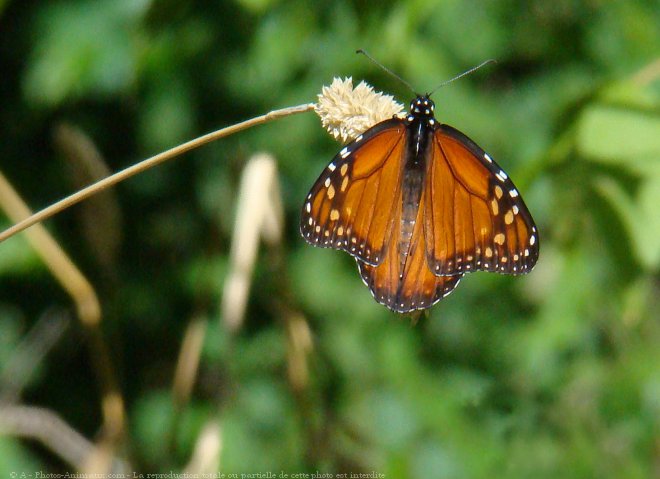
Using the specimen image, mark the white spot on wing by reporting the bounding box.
[484,153,493,164]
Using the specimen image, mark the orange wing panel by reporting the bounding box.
[301,120,406,266]
[424,125,539,275]
[358,187,462,313]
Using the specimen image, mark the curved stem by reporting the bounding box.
[0,102,315,243]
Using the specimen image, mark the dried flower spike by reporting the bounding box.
[315,77,404,144]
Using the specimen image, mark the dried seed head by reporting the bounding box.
[315,77,404,144]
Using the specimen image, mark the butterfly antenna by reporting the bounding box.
[356,49,417,95]
[428,59,497,96]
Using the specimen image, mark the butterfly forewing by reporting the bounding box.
[423,125,539,276]
[357,185,462,313]
[301,119,406,266]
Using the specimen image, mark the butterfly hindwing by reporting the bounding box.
[423,124,539,276]
[301,119,406,266]
[357,181,463,313]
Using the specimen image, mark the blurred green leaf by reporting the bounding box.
[221,378,302,472]
[138,76,195,151]
[23,0,150,106]
[0,226,41,275]
[594,175,660,269]
[577,105,660,174]
[0,438,41,476]
[133,390,177,465]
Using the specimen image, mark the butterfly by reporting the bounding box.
[300,94,539,313]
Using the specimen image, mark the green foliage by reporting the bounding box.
[0,0,658,478]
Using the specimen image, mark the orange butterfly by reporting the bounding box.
[301,95,539,313]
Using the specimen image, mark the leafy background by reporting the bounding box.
[0,0,659,477]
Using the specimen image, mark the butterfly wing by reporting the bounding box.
[301,119,406,266]
[424,124,539,275]
[358,183,463,313]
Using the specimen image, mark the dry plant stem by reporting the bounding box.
[182,153,286,473]
[173,316,208,407]
[0,103,315,244]
[0,405,130,473]
[0,171,126,466]
[222,153,284,332]
[185,152,315,473]
[168,316,208,456]
[184,419,222,475]
[0,311,69,404]
[53,123,122,270]
[0,172,102,324]
[0,405,99,469]
[631,57,660,85]
[285,311,314,393]
[218,153,318,466]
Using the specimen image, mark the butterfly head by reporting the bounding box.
[409,96,435,120]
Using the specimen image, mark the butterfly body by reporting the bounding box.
[399,98,435,273]
[302,95,539,313]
